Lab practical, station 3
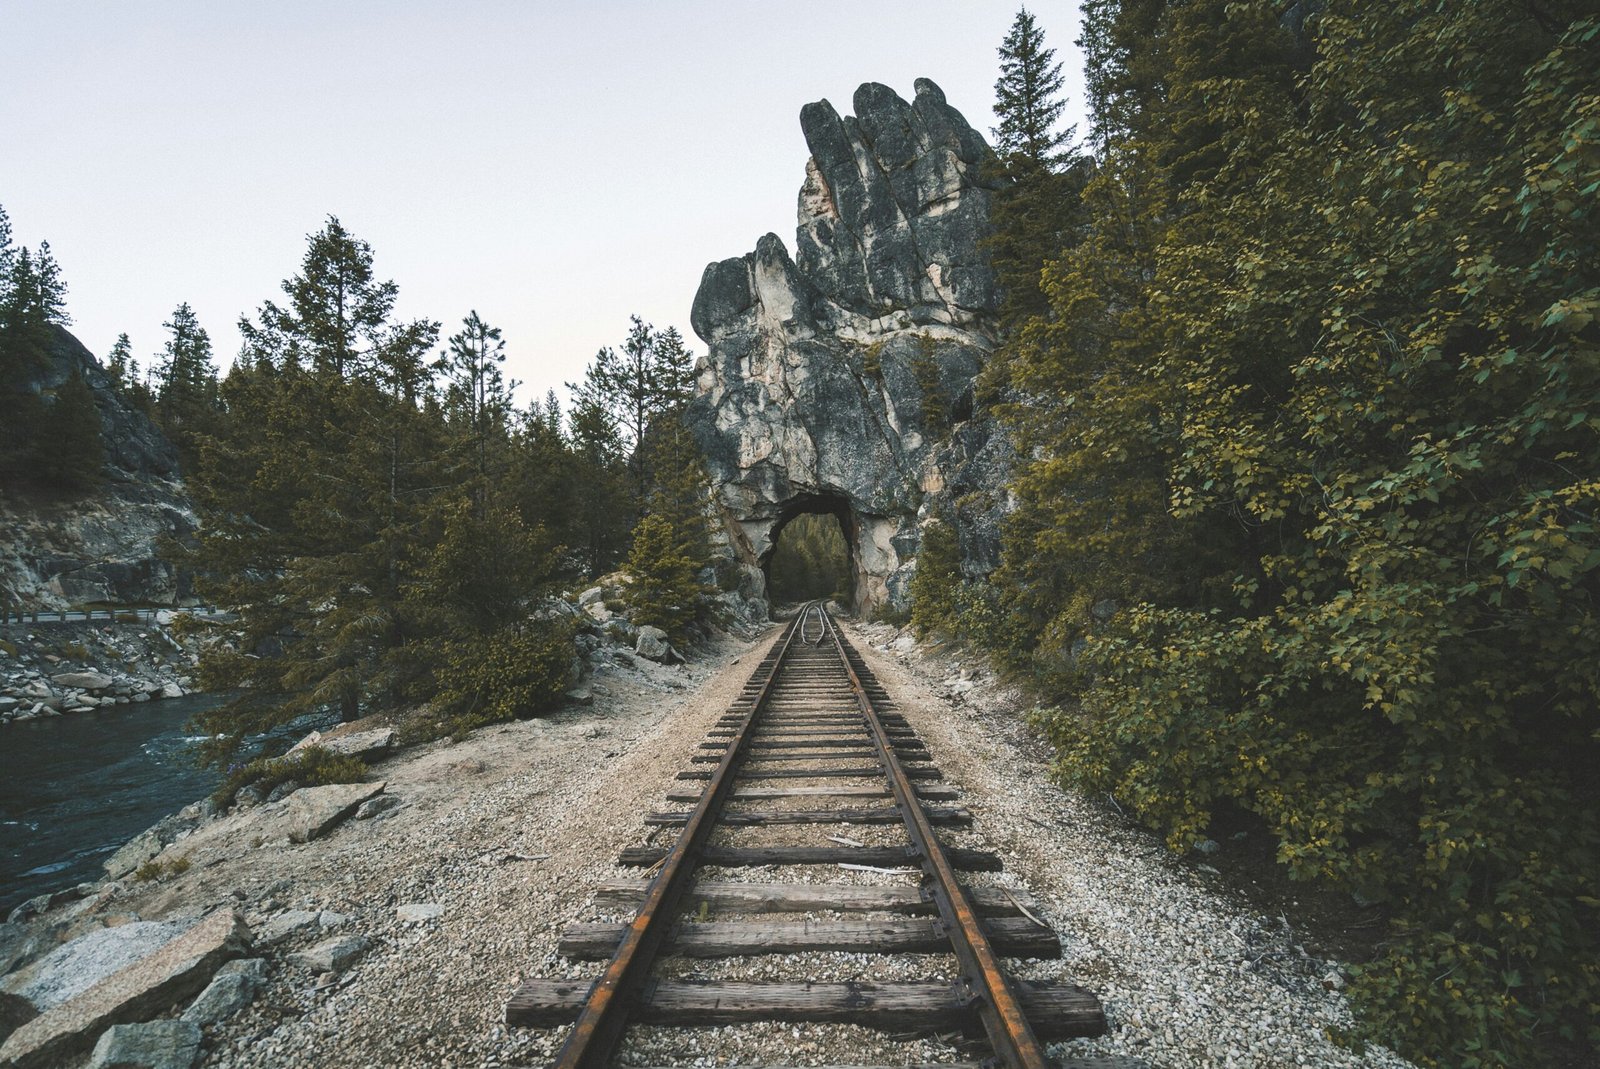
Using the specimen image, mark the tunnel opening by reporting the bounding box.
[762,496,857,610]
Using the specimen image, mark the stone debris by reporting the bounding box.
[1,619,199,727]
[88,1019,202,1069]
[290,934,369,975]
[284,782,387,844]
[0,908,248,1069]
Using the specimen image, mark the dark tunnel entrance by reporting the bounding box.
[762,496,857,609]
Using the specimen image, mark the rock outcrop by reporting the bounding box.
[686,78,1010,614]
[0,326,194,610]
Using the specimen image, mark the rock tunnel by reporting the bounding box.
[683,78,1005,619]
[759,494,860,608]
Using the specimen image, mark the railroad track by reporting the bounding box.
[506,603,1109,1067]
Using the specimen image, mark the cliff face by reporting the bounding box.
[0,326,194,609]
[686,78,1011,614]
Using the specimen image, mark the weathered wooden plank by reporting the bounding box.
[676,766,942,781]
[644,806,971,827]
[617,844,1001,870]
[592,879,1043,917]
[694,748,929,764]
[505,978,1104,1038]
[664,784,958,802]
[703,738,924,751]
[559,916,1059,959]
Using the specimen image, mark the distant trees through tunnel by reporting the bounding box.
[765,513,851,604]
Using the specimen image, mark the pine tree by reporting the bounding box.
[577,315,697,499]
[993,7,1072,167]
[436,310,511,501]
[106,333,133,390]
[42,369,104,490]
[564,389,630,578]
[0,215,75,486]
[189,220,443,746]
[154,303,220,469]
[984,9,1089,328]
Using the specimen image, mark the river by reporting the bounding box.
[0,695,330,915]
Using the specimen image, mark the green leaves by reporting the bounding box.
[1004,4,1600,1065]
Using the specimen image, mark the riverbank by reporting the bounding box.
[0,618,201,726]
[0,617,1418,1069]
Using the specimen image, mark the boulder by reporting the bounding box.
[254,910,321,948]
[1,921,187,1011]
[635,626,672,662]
[103,813,197,880]
[284,781,386,843]
[179,957,266,1025]
[288,727,396,762]
[289,934,368,974]
[354,795,402,821]
[158,682,183,700]
[0,908,249,1069]
[87,1020,202,1069]
[578,586,605,607]
[50,672,115,691]
[0,991,37,1045]
[395,903,443,924]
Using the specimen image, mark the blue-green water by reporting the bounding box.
[0,695,225,915]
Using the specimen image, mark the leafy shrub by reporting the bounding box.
[426,621,575,739]
[626,513,708,643]
[134,855,191,882]
[211,745,368,808]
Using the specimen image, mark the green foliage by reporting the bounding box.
[1001,4,1600,1066]
[152,302,221,471]
[992,6,1072,166]
[0,210,93,491]
[42,369,105,490]
[910,335,953,440]
[909,516,962,637]
[427,621,575,738]
[210,745,368,808]
[767,513,851,603]
[626,512,704,642]
[133,855,190,882]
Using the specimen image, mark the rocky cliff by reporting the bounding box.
[0,327,194,609]
[686,78,1012,615]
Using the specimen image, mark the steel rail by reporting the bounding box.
[820,611,1052,1069]
[547,607,811,1069]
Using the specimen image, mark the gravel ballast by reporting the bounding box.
[37,619,1417,1068]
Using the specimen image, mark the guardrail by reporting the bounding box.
[0,606,221,626]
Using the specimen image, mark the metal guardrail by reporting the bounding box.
[0,606,220,626]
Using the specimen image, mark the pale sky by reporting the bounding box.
[1,1,1086,405]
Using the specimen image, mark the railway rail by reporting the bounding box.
[506,603,1109,1067]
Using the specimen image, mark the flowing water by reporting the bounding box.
[0,695,330,915]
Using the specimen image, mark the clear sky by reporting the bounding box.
[1,1,1086,405]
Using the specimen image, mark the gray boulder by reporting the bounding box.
[179,957,267,1025]
[287,727,396,762]
[0,908,248,1069]
[284,781,386,843]
[0,921,187,1011]
[87,1020,201,1069]
[49,672,115,691]
[634,626,673,662]
[290,934,368,974]
[254,910,321,948]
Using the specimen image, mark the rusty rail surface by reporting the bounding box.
[547,611,806,1069]
[819,609,1051,1069]
[512,602,1105,1067]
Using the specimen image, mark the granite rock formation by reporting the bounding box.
[686,78,1010,614]
[0,326,194,609]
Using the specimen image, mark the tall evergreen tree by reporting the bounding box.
[992,7,1072,166]
[436,310,511,502]
[984,9,1089,328]
[105,333,133,390]
[153,303,220,469]
[0,213,76,487]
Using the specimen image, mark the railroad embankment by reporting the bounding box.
[0,620,1417,1069]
